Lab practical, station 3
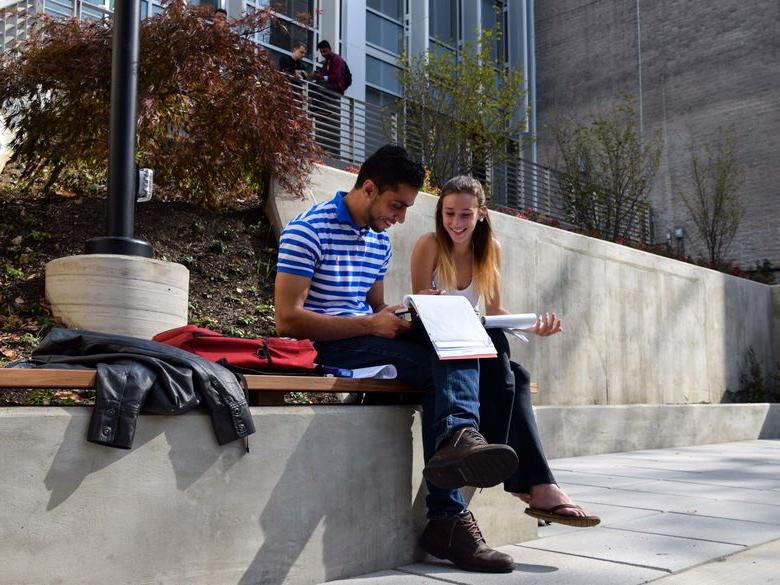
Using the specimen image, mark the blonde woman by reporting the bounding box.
[410,175,599,527]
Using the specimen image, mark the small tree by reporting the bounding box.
[554,97,661,241]
[0,1,315,209]
[680,127,744,265]
[398,25,528,190]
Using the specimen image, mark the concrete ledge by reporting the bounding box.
[0,406,534,585]
[2,403,777,584]
[537,403,780,459]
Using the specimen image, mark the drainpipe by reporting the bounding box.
[86,0,152,257]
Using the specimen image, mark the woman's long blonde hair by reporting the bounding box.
[434,175,500,302]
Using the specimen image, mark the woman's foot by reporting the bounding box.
[512,484,600,527]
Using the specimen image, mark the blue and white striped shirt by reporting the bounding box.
[276,191,392,316]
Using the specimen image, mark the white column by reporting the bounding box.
[318,0,340,54]
[408,0,428,57]
[341,0,366,100]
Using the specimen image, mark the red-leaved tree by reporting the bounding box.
[0,0,315,208]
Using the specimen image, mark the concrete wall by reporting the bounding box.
[269,164,777,407]
[537,403,780,459]
[1,403,777,585]
[534,0,780,270]
[0,407,535,585]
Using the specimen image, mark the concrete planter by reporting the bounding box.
[45,254,189,339]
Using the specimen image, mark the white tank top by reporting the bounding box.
[432,269,481,309]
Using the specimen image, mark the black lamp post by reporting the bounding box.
[86,0,153,257]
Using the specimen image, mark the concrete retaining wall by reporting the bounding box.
[537,403,780,459]
[0,406,534,585]
[269,164,777,407]
[1,403,777,585]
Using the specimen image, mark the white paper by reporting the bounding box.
[349,365,398,379]
[483,313,538,330]
[402,294,497,359]
[505,329,530,343]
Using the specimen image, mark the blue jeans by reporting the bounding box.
[314,329,481,518]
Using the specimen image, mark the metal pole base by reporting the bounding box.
[85,236,153,258]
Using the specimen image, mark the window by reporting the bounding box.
[366,55,401,95]
[429,0,457,46]
[268,19,314,56]
[271,0,314,21]
[481,0,507,63]
[366,10,403,55]
[429,0,458,59]
[248,0,316,64]
[367,0,403,21]
[366,0,405,100]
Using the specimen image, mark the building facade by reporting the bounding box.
[534,0,780,270]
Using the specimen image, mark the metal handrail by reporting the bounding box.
[290,77,653,243]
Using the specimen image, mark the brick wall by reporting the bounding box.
[535,0,780,270]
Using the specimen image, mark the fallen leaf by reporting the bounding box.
[11,235,22,245]
[14,297,25,306]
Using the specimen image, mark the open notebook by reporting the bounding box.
[402,294,497,360]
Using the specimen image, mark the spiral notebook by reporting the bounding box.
[402,294,498,360]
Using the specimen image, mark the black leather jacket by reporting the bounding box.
[28,328,255,449]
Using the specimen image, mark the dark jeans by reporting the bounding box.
[480,329,556,493]
[315,329,480,519]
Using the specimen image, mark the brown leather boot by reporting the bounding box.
[423,427,518,490]
[419,511,514,573]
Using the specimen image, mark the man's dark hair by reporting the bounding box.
[292,40,306,51]
[316,40,332,51]
[214,7,227,15]
[355,145,425,193]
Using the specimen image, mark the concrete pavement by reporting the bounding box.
[324,439,780,584]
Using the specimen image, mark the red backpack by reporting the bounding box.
[153,325,318,373]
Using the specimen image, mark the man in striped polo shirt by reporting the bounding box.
[275,145,518,573]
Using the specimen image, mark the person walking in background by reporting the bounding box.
[410,175,601,528]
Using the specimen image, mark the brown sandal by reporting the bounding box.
[525,503,601,528]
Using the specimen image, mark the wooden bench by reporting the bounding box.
[0,367,420,405]
[0,368,536,406]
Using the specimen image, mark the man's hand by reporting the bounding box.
[368,305,413,338]
[526,312,562,337]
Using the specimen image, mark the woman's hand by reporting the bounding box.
[417,288,445,295]
[527,312,562,337]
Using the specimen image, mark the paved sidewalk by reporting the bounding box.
[324,440,780,584]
